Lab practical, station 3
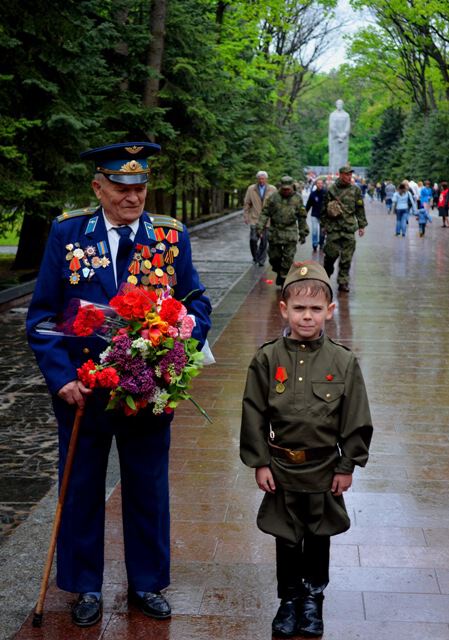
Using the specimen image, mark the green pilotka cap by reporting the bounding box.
[282,261,333,300]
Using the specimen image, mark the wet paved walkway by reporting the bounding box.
[4,201,449,638]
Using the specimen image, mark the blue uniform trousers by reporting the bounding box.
[54,394,171,594]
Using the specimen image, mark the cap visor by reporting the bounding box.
[106,173,148,185]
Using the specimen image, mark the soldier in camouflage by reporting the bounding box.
[321,165,367,293]
[257,176,309,287]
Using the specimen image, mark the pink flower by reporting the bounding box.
[168,326,179,338]
[179,314,195,339]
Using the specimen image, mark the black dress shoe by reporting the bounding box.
[128,590,171,619]
[71,593,102,627]
[272,599,298,637]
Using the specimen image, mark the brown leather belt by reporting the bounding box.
[269,441,336,464]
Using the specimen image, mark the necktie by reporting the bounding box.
[114,226,133,283]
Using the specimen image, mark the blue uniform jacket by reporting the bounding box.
[27,208,212,396]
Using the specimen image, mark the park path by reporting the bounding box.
[10,200,449,639]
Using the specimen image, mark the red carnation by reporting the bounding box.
[72,304,105,336]
[159,298,183,325]
[110,286,154,320]
[96,367,120,388]
[77,359,98,388]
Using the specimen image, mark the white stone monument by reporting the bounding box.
[328,99,350,174]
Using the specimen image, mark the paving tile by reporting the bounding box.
[102,612,272,640]
[359,545,449,569]
[333,525,426,546]
[330,566,439,593]
[322,620,449,640]
[364,591,449,623]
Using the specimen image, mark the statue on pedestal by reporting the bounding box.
[328,99,350,174]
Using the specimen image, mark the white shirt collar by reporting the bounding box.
[102,209,140,235]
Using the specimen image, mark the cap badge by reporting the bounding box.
[300,266,308,276]
[120,160,143,172]
[125,146,144,154]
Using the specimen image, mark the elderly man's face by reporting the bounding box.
[257,174,267,186]
[92,176,147,226]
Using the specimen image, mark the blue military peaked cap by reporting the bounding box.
[80,141,161,184]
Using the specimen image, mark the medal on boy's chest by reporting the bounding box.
[275,366,288,393]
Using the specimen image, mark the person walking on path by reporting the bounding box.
[243,170,277,266]
[384,180,396,214]
[26,141,212,628]
[256,176,308,288]
[321,165,367,293]
[437,181,449,228]
[240,261,373,639]
[392,181,416,237]
[419,180,433,213]
[305,178,326,252]
[415,207,432,236]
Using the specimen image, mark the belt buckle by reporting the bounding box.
[288,449,306,464]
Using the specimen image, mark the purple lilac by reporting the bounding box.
[106,334,156,399]
[159,341,188,377]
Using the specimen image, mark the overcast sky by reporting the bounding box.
[315,0,371,72]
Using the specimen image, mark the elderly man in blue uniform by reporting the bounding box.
[26,142,212,627]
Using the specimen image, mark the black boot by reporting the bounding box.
[272,598,299,638]
[297,582,326,638]
[275,273,285,287]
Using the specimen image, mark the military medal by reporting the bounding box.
[275,366,288,393]
[166,229,178,243]
[152,253,164,268]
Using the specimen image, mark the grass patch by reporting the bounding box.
[0,230,19,246]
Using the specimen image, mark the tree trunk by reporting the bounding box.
[200,188,210,216]
[13,205,53,270]
[115,6,130,92]
[181,190,187,224]
[143,0,168,109]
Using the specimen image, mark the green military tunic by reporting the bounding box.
[321,179,367,286]
[240,333,372,543]
[256,191,308,279]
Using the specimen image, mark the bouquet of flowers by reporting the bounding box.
[41,285,209,419]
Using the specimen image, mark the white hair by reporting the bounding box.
[256,171,268,178]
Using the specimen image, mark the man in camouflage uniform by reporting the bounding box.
[257,176,308,287]
[321,164,367,293]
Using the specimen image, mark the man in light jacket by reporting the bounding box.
[243,171,277,266]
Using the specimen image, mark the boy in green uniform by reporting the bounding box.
[240,262,373,638]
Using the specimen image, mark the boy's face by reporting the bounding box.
[280,287,335,341]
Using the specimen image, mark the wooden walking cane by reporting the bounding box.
[32,406,84,627]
